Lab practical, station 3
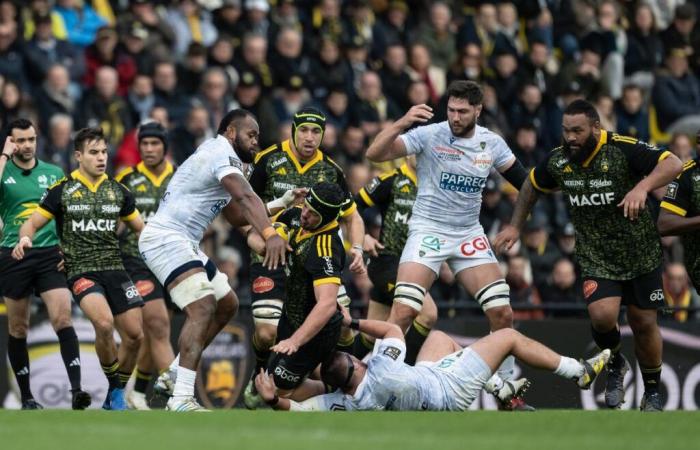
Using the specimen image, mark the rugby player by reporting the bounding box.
[139,109,287,412]
[244,107,365,404]
[254,313,610,411]
[354,156,438,364]
[365,80,530,408]
[115,122,175,410]
[0,119,90,410]
[494,99,682,412]
[13,127,147,411]
[246,182,347,400]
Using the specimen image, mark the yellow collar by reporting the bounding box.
[582,130,608,168]
[400,163,417,185]
[71,169,107,193]
[282,139,323,174]
[137,161,174,188]
[294,220,339,243]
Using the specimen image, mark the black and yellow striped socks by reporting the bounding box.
[101,360,123,391]
[404,319,431,365]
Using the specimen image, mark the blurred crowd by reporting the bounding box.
[1,0,699,320]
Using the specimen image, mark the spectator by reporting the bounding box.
[117,0,175,63]
[521,216,563,291]
[0,79,27,134]
[166,0,218,58]
[233,70,278,148]
[212,0,245,44]
[153,60,192,127]
[83,26,137,97]
[343,33,370,92]
[505,255,544,320]
[447,43,483,86]
[495,2,524,57]
[342,0,375,59]
[319,85,350,130]
[615,84,649,141]
[668,133,695,163]
[508,82,557,150]
[372,0,410,54]
[594,0,626,100]
[487,47,520,108]
[53,0,107,48]
[127,73,155,125]
[476,81,510,138]
[122,22,154,76]
[517,39,556,102]
[378,43,412,110]
[594,93,616,131]
[346,162,372,196]
[480,178,511,239]
[539,258,584,318]
[406,80,432,108]
[196,67,237,132]
[308,38,351,100]
[0,21,27,91]
[42,113,73,171]
[350,71,400,139]
[272,74,310,123]
[35,63,76,134]
[269,0,303,44]
[625,2,663,91]
[308,0,343,45]
[177,42,208,95]
[555,222,577,262]
[22,0,68,42]
[406,43,445,106]
[170,104,212,165]
[458,3,499,60]
[336,126,365,166]
[243,0,271,36]
[414,2,456,72]
[207,37,239,89]
[510,122,543,169]
[660,2,696,54]
[663,262,698,323]
[652,47,700,134]
[235,32,274,92]
[269,26,312,85]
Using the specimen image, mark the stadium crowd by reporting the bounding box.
[1,0,699,320]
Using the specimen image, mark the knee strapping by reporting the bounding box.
[475,280,511,311]
[252,299,283,326]
[211,271,232,301]
[393,282,427,312]
[169,272,215,309]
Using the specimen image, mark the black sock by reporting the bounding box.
[8,335,32,401]
[118,370,132,386]
[252,334,271,373]
[134,368,152,394]
[336,332,355,353]
[101,360,123,391]
[56,327,82,391]
[640,365,662,394]
[351,333,374,359]
[404,319,431,366]
[591,325,622,364]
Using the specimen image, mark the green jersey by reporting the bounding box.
[0,159,63,247]
[356,163,417,257]
[530,130,669,279]
[661,158,700,286]
[273,206,344,335]
[115,161,174,258]
[38,170,139,279]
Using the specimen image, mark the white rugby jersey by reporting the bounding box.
[146,135,244,242]
[400,122,514,228]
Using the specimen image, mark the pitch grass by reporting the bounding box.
[0,410,695,450]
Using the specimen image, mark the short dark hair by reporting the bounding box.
[7,118,34,135]
[320,351,354,390]
[74,127,105,152]
[563,99,600,123]
[446,80,483,106]
[217,108,256,135]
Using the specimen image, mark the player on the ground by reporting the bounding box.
[353,156,437,363]
[0,119,91,410]
[494,99,682,412]
[115,122,175,410]
[139,109,287,412]
[244,107,365,401]
[13,127,147,411]
[246,182,348,400]
[364,80,530,409]
[254,313,609,411]
[658,143,700,289]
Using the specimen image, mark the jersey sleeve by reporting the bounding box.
[399,123,439,156]
[356,173,395,211]
[492,134,516,169]
[117,183,139,221]
[613,134,672,176]
[37,181,65,220]
[371,337,407,364]
[660,167,694,217]
[329,162,357,218]
[529,153,558,193]
[213,150,245,182]
[304,234,344,287]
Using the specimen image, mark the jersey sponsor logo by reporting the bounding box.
[71,219,117,232]
[273,365,301,384]
[568,192,615,207]
[101,204,121,214]
[382,346,402,361]
[434,146,464,161]
[666,182,678,200]
[72,278,95,296]
[583,280,598,299]
[106,190,116,201]
[420,235,443,254]
[649,289,664,303]
[210,199,228,215]
[252,276,275,294]
[229,156,243,170]
[271,157,287,168]
[135,280,155,297]
[122,282,141,303]
[693,175,700,182]
[460,236,490,257]
[394,211,409,224]
[37,174,49,188]
[4,176,16,184]
[135,197,157,206]
[439,172,486,193]
[136,184,147,192]
[396,179,411,189]
[273,181,297,191]
[555,158,568,168]
[472,152,492,170]
[589,179,612,189]
[67,204,92,212]
[130,175,147,185]
[323,256,335,276]
[65,183,81,196]
[394,198,414,206]
[366,178,380,193]
[563,180,584,188]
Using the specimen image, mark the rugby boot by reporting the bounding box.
[154,370,175,397]
[71,389,92,410]
[243,376,263,410]
[488,378,535,411]
[166,396,210,412]
[577,349,611,389]
[640,391,663,412]
[127,390,151,410]
[604,354,630,408]
[102,388,128,411]
[21,398,44,410]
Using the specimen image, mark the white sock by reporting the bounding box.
[484,373,505,394]
[168,355,180,374]
[497,355,515,381]
[554,356,584,379]
[172,366,196,398]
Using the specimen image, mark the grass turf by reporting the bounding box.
[0,410,695,450]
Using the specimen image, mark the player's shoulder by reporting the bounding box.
[608,132,643,149]
[254,142,282,165]
[677,158,700,180]
[47,175,69,191]
[320,151,345,174]
[114,166,135,182]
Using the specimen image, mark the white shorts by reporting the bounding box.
[419,348,492,411]
[399,223,498,275]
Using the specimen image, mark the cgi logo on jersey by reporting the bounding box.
[439,172,486,193]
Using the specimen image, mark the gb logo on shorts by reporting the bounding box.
[460,236,490,257]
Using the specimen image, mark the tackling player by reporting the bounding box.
[0,119,90,410]
[494,100,682,412]
[13,127,147,411]
[115,122,175,410]
[364,81,530,408]
[139,109,286,411]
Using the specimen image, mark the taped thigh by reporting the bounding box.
[169,272,215,309]
[252,298,284,326]
[475,279,511,311]
[393,282,427,312]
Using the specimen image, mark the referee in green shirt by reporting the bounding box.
[0,119,90,410]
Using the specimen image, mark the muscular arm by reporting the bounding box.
[510,177,540,231]
[635,154,683,193]
[286,283,340,347]
[12,211,51,259]
[221,173,274,234]
[366,122,409,162]
[657,209,700,236]
[342,208,365,248]
[124,213,145,236]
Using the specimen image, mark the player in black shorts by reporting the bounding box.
[115,122,175,409]
[0,119,91,410]
[246,182,346,399]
